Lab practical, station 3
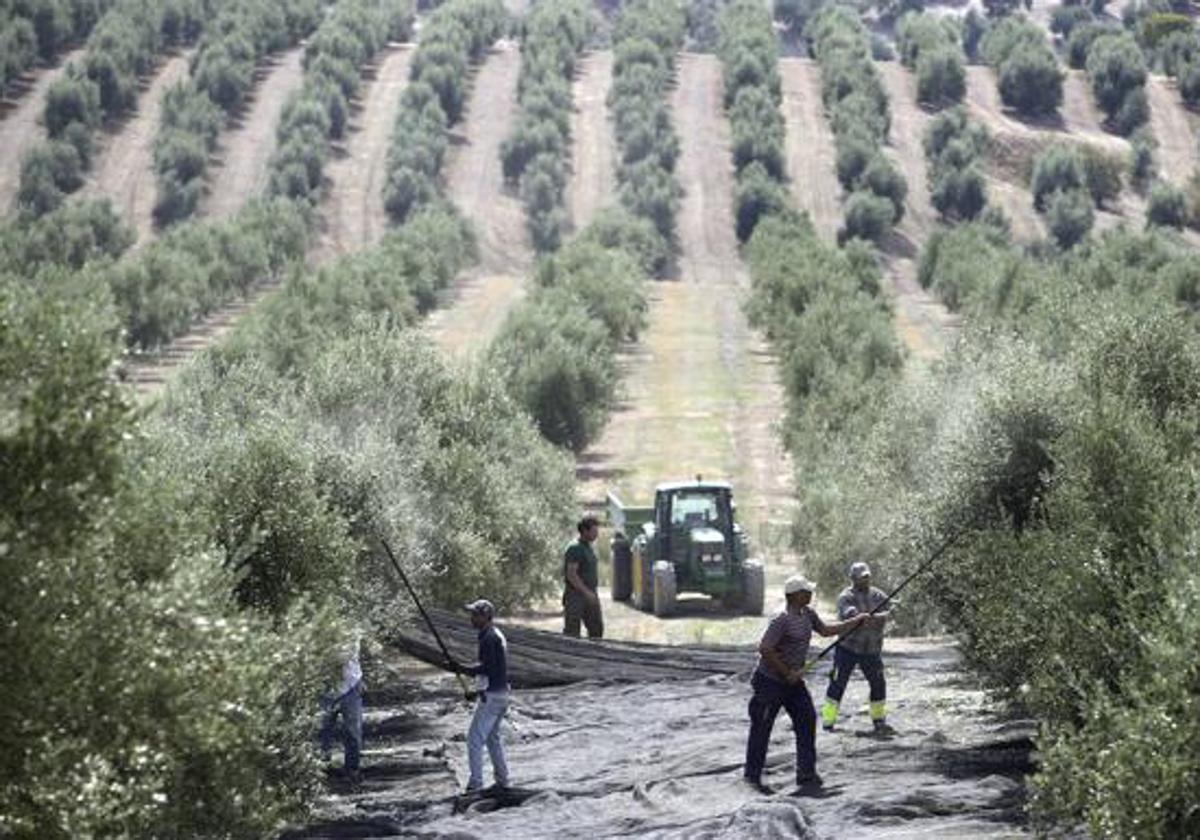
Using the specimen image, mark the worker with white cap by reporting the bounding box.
[743,574,867,793]
[821,561,893,735]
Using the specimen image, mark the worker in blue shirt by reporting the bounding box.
[452,599,511,793]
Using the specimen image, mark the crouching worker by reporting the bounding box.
[452,599,511,793]
[743,575,866,794]
[821,562,893,735]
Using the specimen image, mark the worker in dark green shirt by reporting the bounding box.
[563,516,603,638]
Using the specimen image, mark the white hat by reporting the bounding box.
[784,575,816,595]
[463,599,495,618]
[849,562,872,579]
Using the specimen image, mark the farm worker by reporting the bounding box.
[563,515,604,638]
[821,561,894,735]
[319,635,365,784]
[743,575,867,793]
[453,599,512,793]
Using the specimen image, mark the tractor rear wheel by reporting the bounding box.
[653,561,677,617]
[742,560,765,616]
[611,537,633,602]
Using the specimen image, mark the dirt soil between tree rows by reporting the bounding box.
[202,46,308,222]
[82,51,193,248]
[316,44,414,260]
[567,50,617,232]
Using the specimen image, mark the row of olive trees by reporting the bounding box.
[924,106,991,223]
[609,0,685,247]
[0,264,348,840]
[1085,31,1149,134]
[980,15,1063,118]
[895,12,965,107]
[500,0,592,252]
[175,201,578,619]
[0,198,132,273]
[808,5,907,244]
[717,0,790,244]
[472,2,684,454]
[877,219,1200,839]
[0,190,579,838]
[16,0,213,216]
[487,210,659,451]
[97,0,411,351]
[151,0,330,226]
[0,0,118,91]
[267,0,416,204]
[1027,141,1125,248]
[382,0,506,223]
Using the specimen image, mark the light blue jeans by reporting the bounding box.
[467,692,509,790]
[320,680,363,772]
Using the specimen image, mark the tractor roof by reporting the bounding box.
[655,480,733,493]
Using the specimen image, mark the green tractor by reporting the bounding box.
[607,479,765,617]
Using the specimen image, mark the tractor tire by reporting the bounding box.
[635,551,655,612]
[653,561,677,617]
[742,559,765,616]
[611,537,633,602]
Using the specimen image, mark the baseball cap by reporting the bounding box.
[463,599,495,618]
[849,562,872,579]
[784,575,816,595]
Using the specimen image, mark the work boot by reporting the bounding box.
[873,719,896,736]
[742,776,776,795]
[796,772,824,788]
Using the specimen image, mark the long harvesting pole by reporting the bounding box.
[804,523,972,672]
[379,536,473,696]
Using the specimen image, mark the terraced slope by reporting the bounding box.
[203,47,307,221]
[426,40,529,358]
[317,43,414,258]
[577,53,796,577]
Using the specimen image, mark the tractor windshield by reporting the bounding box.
[670,491,727,529]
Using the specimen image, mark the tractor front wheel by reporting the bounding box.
[742,560,765,616]
[652,561,677,617]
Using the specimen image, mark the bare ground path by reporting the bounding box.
[84,51,193,245]
[577,53,796,582]
[566,50,615,231]
[1146,74,1198,189]
[426,41,529,359]
[878,62,958,364]
[779,57,841,243]
[0,48,85,214]
[315,44,414,258]
[202,46,307,221]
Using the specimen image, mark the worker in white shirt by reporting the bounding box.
[320,636,365,783]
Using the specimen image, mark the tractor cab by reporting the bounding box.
[653,481,736,591]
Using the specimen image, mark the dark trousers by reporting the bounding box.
[563,589,604,638]
[744,670,817,783]
[825,647,886,704]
